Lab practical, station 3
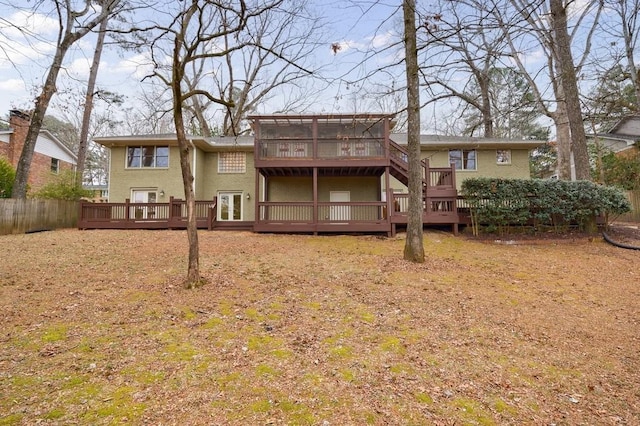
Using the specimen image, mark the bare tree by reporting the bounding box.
[76,16,109,187]
[598,0,640,111]
[8,0,124,198]
[403,0,424,263]
[135,0,313,288]
[181,1,320,136]
[486,0,602,180]
[418,1,509,138]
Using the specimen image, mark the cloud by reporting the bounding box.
[0,78,27,93]
[112,53,157,80]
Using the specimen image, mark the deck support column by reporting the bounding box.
[384,166,393,237]
[313,167,318,235]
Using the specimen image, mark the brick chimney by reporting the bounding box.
[8,109,31,166]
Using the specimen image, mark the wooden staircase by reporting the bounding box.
[388,140,459,232]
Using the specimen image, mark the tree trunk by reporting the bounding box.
[549,0,590,180]
[403,0,425,263]
[553,103,573,180]
[76,18,109,187]
[172,12,202,289]
[174,103,201,288]
[11,42,69,198]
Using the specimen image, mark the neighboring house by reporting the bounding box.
[0,110,77,193]
[588,115,640,157]
[89,113,543,234]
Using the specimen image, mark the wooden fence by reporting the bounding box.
[0,199,79,235]
[617,190,640,222]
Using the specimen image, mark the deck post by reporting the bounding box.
[313,167,318,235]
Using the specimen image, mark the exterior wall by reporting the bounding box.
[267,176,312,201]
[201,150,255,221]
[0,133,10,160]
[193,148,206,199]
[108,146,184,202]
[267,176,379,201]
[4,111,77,193]
[386,148,532,193]
[318,176,380,201]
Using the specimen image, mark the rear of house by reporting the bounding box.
[87,113,542,234]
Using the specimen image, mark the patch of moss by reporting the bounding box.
[360,310,376,323]
[43,408,65,420]
[339,369,355,382]
[215,371,243,391]
[250,399,272,413]
[244,307,264,322]
[271,348,292,359]
[247,334,276,351]
[277,399,315,425]
[84,386,146,423]
[41,324,68,343]
[452,397,495,426]
[181,306,197,320]
[414,392,433,404]
[163,342,200,362]
[380,336,406,354]
[202,316,224,329]
[255,364,279,377]
[0,413,23,425]
[493,397,517,415]
[218,300,234,317]
[329,345,353,359]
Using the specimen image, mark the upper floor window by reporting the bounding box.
[496,149,511,164]
[449,149,476,170]
[218,152,246,173]
[126,146,169,168]
[51,158,59,173]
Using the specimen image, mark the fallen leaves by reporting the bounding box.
[0,229,638,424]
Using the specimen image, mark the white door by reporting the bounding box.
[131,189,157,219]
[218,192,243,221]
[330,191,350,221]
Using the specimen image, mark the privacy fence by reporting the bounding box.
[0,199,79,235]
[618,190,640,222]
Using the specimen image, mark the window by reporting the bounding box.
[449,149,476,170]
[496,149,511,165]
[218,152,246,173]
[126,146,169,168]
[50,158,59,174]
[218,192,242,221]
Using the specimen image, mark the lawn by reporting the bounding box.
[0,229,638,425]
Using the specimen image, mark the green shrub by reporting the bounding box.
[0,157,15,198]
[461,178,631,235]
[33,170,93,201]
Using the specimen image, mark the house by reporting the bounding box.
[588,115,640,157]
[85,113,542,235]
[0,110,77,193]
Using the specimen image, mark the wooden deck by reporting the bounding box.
[78,192,461,235]
[78,197,223,230]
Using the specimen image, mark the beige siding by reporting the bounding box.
[268,177,313,201]
[318,177,380,201]
[193,148,206,199]
[268,176,379,202]
[202,151,255,221]
[108,146,184,202]
[386,148,531,192]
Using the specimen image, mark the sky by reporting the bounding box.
[0,1,625,136]
[0,1,405,127]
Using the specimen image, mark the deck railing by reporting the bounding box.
[257,138,387,160]
[257,201,389,224]
[78,197,217,229]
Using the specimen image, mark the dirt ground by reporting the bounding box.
[1,226,639,425]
